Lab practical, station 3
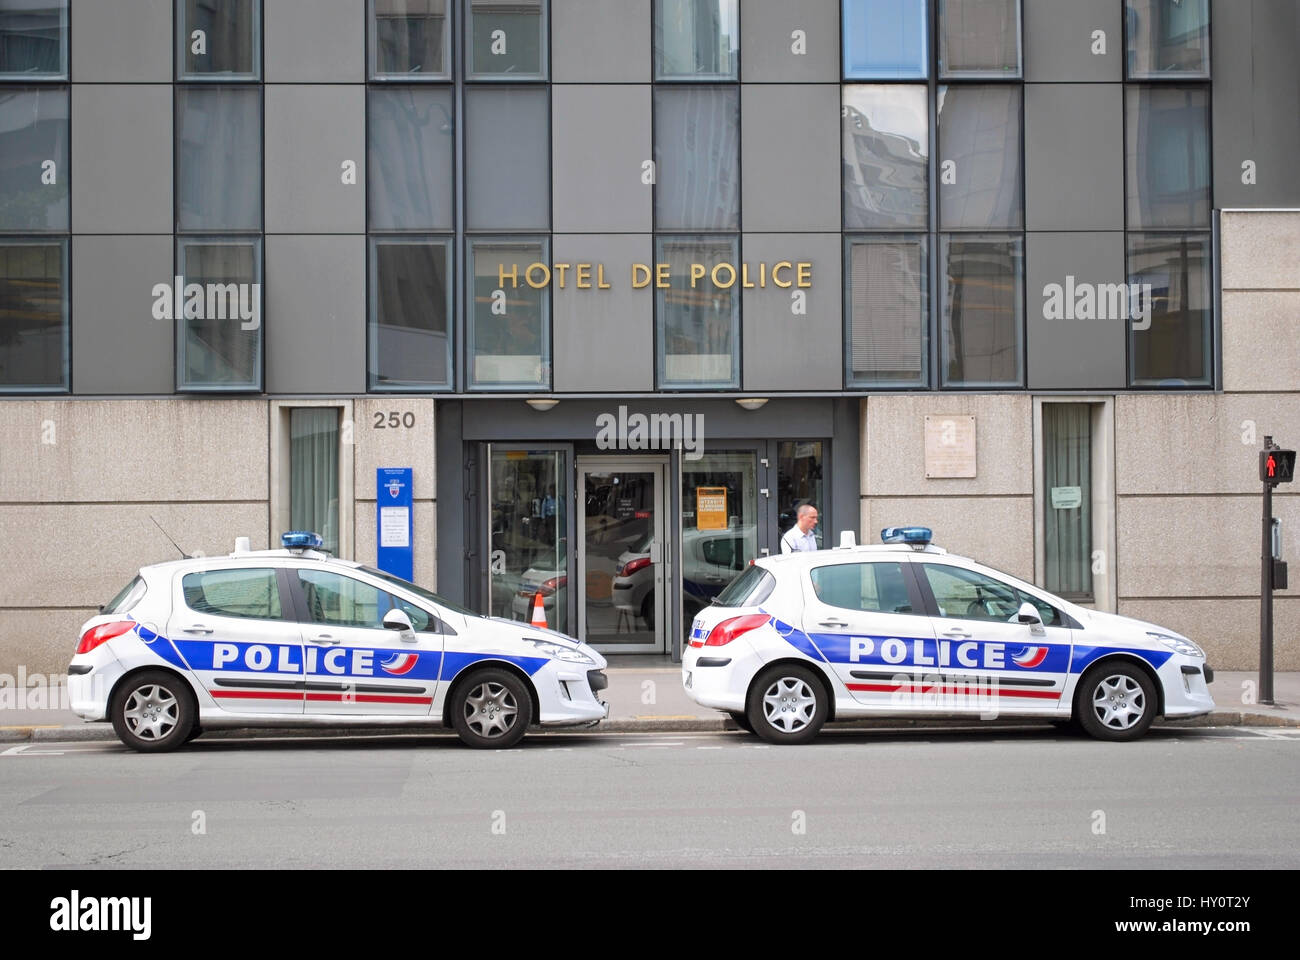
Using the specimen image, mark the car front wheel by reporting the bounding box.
[746,664,828,745]
[110,670,196,752]
[451,668,533,749]
[1076,662,1157,742]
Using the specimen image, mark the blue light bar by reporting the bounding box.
[881,526,932,546]
[281,531,323,550]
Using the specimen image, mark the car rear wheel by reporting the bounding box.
[746,664,828,745]
[640,593,655,629]
[1076,662,1157,742]
[451,668,533,749]
[110,670,196,753]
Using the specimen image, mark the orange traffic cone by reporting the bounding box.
[529,591,548,629]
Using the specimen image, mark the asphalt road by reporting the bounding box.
[2,726,1297,869]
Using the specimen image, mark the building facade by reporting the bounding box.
[1,0,1298,673]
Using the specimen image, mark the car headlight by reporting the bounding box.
[1148,631,1204,658]
[523,638,595,665]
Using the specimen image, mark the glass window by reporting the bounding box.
[469,238,550,389]
[845,235,927,387]
[369,238,452,390]
[370,0,450,79]
[467,0,545,79]
[923,562,1062,625]
[0,0,66,78]
[656,235,739,388]
[487,447,567,632]
[1125,85,1210,230]
[178,0,259,79]
[940,233,1023,387]
[1043,404,1092,599]
[654,86,739,232]
[290,408,340,556]
[778,441,824,547]
[1128,232,1211,386]
[0,86,68,232]
[682,451,757,627]
[654,0,738,80]
[811,561,914,614]
[713,564,775,608]
[841,85,928,230]
[1125,0,1209,79]
[937,84,1022,230]
[176,85,262,232]
[104,576,147,615]
[176,237,262,390]
[183,568,282,620]
[368,86,454,231]
[0,239,66,391]
[938,0,1020,78]
[843,0,928,80]
[465,85,549,230]
[296,569,391,629]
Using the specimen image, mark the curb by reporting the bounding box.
[3,710,1297,744]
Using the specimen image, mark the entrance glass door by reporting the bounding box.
[680,451,759,634]
[577,458,667,653]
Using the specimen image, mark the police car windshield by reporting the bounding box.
[360,567,482,618]
[714,563,775,607]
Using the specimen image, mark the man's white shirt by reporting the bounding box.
[781,526,818,553]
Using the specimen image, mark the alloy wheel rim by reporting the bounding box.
[465,682,519,738]
[762,677,816,733]
[123,684,180,740]
[1091,675,1146,730]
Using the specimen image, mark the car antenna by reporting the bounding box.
[150,515,191,559]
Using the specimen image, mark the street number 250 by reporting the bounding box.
[374,411,415,429]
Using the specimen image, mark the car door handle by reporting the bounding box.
[308,634,338,645]
[819,619,848,628]
[182,625,212,635]
[942,629,972,639]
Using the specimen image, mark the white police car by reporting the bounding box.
[68,533,608,751]
[682,527,1214,744]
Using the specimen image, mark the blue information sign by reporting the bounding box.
[376,467,414,581]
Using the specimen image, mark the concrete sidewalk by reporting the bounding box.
[1,668,1297,743]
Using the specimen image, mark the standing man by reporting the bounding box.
[781,503,819,553]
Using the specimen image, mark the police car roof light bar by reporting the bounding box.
[881,526,933,548]
[281,531,324,551]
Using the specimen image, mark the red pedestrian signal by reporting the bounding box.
[1261,449,1296,485]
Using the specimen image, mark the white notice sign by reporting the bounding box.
[380,506,410,548]
[1051,486,1082,510]
[924,415,977,479]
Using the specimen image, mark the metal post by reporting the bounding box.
[1260,437,1275,705]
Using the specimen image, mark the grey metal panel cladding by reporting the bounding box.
[266,0,364,82]
[265,85,366,234]
[72,235,174,394]
[1025,232,1127,390]
[552,234,653,392]
[70,84,173,234]
[1024,0,1121,82]
[552,86,652,232]
[740,0,840,82]
[741,85,840,232]
[1213,0,1300,208]
[265,235,366,394]
[553,0,650,82]
[70,0,172,82]
[465,86,550,230]
[742,232,841,391]
[1025,84,1124,231]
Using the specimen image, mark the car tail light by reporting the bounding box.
[620,556,652,577]
[538,575,567,597]
[703,614,770,647]
[77,620,135,654]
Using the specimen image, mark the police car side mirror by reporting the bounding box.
[382,608,417,640]
[1016,603,1042,626]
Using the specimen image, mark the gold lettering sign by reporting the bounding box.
[494,261,814,291]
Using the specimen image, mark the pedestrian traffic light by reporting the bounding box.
[1260,449,1296,485]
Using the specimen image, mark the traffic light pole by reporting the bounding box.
[1260,455,1274,706]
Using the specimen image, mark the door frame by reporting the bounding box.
[576,455,669,654]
